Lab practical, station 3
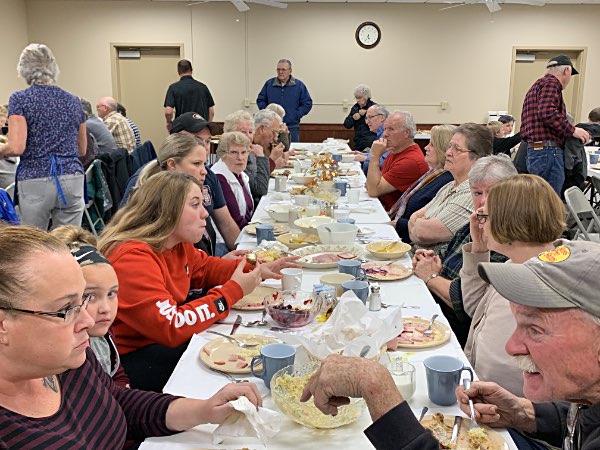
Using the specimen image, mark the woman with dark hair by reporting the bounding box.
[0,44,86,230]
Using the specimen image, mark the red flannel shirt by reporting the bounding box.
[520,73,575,147]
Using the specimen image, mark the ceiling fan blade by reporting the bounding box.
[248,0,288,8]
[485,0,502,12]
[504,0,546,5]
[439,3,468,10]
[231,0,250,11]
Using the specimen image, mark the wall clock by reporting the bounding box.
[355,22,381,49]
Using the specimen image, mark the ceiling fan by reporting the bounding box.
[152,0,287,12]
[440,0,545,13]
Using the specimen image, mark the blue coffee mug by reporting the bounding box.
[341,279,370,303]
[590,154,599,164]
[331,154,342,163]
[423,355,474,406]
[256,224,275,244]
[338,259,364,277]
[250,343,296,388]
[334,181,348,196]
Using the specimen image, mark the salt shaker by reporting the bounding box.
[368,283,382,311]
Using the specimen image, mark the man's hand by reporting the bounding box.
[573,127,591,144]
[250,143,265,157]
[270,142,285,162]
[352,150,367,162]
[370,139,388,159]
[456,381,536,433]
[358,109,367,116]
[353,113,361,121]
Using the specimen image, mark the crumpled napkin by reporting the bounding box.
[213,396,281,445]
[281,295,403,360]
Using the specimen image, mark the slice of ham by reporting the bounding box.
[228,354,240,362]
[312,253,341,263]
[214,360,226,365]
[337,252,356,259]
[236,361,249,369]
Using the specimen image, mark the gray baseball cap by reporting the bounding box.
[478,239,600,318]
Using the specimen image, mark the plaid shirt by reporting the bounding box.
[520,73,575,147]
[439,223,508,322]
[103,111,135,153]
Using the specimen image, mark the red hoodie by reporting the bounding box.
[108,240,244,354]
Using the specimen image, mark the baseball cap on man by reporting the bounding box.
[478,239,600,318]
[170,112,210,134]
[546,55,579,75]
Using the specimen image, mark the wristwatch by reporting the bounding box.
[424,273,439,286]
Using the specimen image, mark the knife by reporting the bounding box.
[450,415,462,444]
[230,315,242,335]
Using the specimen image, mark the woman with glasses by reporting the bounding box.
[408,123,493,254]
[343,84,377,152]
[461,174,564,397]
[390,125,456,242]
[211,132,254,230]
[0,224,261,449]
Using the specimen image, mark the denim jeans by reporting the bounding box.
[526,146,565,195]
[289,126,300,143]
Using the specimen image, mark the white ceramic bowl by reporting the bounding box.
[317,222,359,245]
[341,154,355,163]
[366,241,412,260]
[294,216,336,235]
[265,204,295,222]
[291,173,317,185]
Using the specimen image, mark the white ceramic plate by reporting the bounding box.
[292,244,364,269]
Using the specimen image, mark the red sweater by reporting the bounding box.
[108,241,244,354]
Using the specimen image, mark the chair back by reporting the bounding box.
[564,186,600,241]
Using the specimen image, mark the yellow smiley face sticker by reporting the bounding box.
[538,245,571,263]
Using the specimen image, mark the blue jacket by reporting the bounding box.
[256,76,312,129]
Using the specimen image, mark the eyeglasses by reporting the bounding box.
[0,294,92,323]
[227,150,249,158]
[277,68,290,72]
[447,143,473,154]
[366,114,383,120]
[476,213,489,224]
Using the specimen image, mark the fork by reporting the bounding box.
[463,378,480,430]
[209,367,247,383]
[423,314,439,336]
[206,330,260,348]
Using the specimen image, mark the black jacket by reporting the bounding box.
[343,99,377,151]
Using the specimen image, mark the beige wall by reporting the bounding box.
[1,0,29,104]
[16,0,600,125]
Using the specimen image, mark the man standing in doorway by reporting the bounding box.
[164,59,215,131]
[520,55,590,194]
[256,59,312,142]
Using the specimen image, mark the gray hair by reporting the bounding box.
[468,154,518,186]
[17,43,60,86]
[353,84,372,100]
[80,98,93,118]
[266,103,285,118]
[278,59,292,69]
[223,110,253,133]
[254,109,279,130]
[391,110,417,138]
[216,131,251,158]
[546,64,570,76]
[369,104,389,118]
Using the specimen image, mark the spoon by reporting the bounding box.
[257,308,268,327]
[418,406,429,422]
[359,345,371,358]
[463,378,480,430]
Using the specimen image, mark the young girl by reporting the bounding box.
[50,225,129,387]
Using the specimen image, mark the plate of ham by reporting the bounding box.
[199,334,279,374]
[292,245,364,269]
[362,262,412,281]
[396,317,451,349]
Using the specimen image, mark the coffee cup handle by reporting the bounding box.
[462,366,474,382]
[250,355,264,379]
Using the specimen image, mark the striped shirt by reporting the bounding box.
[103,111,136,153]
[0,349,178,449]
[414,179,473,254]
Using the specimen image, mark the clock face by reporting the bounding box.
[356,22,381,49]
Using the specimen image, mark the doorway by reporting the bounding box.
[508,47,586,128]
[111,45,183,150]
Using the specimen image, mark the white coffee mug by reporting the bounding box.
[281,268,303,291]
[294,195,310,207]
[347,189,360,204]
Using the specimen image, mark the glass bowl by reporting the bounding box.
[265,290,320,328]
[270,361,365,429]
[311,187,341,203]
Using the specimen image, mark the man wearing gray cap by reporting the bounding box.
[520,55,591,194]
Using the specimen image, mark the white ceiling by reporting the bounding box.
[151,0,600,3]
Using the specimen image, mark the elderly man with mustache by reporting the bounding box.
[301,239,600,450]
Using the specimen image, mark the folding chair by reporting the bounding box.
[82,164,105,237]
[564,186,600,242]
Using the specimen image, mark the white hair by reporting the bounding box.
[369,104,389,118]
[254,109,279,129]
[17,43,60,86]
[266,103,285,119]
[546,64,570,76]
[278,59,292,69]
[353,84,372,100]
[223,110,253,133]
[391,111,417,138]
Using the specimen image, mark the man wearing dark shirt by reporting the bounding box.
[520,55,590,194]
[164,60,215,130]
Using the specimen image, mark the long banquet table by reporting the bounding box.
[140,145,517,450]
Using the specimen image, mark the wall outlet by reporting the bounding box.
[342,99,349,110]
[243,98,250,107]
[440,101,449,110]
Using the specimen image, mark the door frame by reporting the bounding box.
[109,43,185,100]
[508,46,587,123]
